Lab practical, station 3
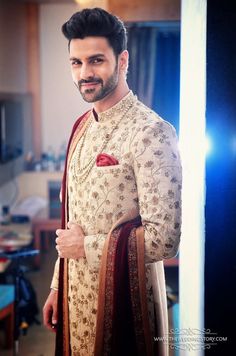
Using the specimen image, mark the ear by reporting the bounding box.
[119,50,129,72]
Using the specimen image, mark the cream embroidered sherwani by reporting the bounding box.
[51,91,182,355]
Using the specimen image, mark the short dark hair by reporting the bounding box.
[62,8,127,57]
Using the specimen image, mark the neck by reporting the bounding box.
[93,81,130,113]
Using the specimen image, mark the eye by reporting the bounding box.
[91,58,103,64]
[71,60,81,66]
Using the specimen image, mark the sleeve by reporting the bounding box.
[131,119,182,263]
[50,257,60,290]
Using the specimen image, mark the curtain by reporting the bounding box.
[127,23,180,132]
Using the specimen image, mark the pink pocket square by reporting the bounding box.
[96,153,119,167]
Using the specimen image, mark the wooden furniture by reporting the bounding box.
[15,171,62,268]
[0,285,15,349]
[32,212,60,269]
[0,223,32,251]
[0,223,33,274]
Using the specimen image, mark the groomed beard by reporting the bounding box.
[75,63,119,103]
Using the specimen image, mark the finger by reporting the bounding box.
[43,306,53,330]
[68,221,83,233]
[55,237,60,245]
[52,304,58,325]
[67,221,76,229]
[56,229,63,236]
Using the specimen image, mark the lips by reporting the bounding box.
[79,79,102,88]
[81,82,100,88]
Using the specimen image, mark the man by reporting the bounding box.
[43,8,181,356]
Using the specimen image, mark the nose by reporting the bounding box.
[80,63,94,80]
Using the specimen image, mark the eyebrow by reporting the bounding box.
[69,54,106,62]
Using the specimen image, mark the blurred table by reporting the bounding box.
[32,208,60,268]
[0,223,32,273]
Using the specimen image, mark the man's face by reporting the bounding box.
[69,37,120,103]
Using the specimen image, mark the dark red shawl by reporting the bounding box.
[55,112,154,356]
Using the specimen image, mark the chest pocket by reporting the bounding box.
[95,164,123,175]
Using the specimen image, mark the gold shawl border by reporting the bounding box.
[136,226,154,355]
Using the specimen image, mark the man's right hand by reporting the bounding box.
[43,289,58,333]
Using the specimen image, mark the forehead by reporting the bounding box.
[69,36,115,58]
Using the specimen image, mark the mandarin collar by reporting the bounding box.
[92,91,137,123]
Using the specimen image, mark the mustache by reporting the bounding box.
[78,78,103,86]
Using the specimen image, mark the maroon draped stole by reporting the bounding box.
[94,217,154,356]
